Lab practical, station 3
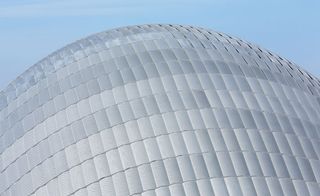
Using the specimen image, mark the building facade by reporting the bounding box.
[1,24,320,196]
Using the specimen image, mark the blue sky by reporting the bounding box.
[0,0,319,90]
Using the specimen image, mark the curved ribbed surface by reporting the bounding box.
[1,24,320,196]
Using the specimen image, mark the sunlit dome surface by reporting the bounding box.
[1,24,320,196]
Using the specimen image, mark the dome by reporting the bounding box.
[1,24,320,196]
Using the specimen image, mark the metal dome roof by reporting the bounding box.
[1,24,319,110]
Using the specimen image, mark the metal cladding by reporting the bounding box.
[1,24,320,196]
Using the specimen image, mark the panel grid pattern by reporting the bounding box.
[0,24,320,196]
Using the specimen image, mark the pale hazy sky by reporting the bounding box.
[0,0,319,90]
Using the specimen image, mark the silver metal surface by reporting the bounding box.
[1,24,320,195]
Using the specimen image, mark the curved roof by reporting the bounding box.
[1,24,319,110]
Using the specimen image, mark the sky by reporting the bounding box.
[0,0,319,90]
